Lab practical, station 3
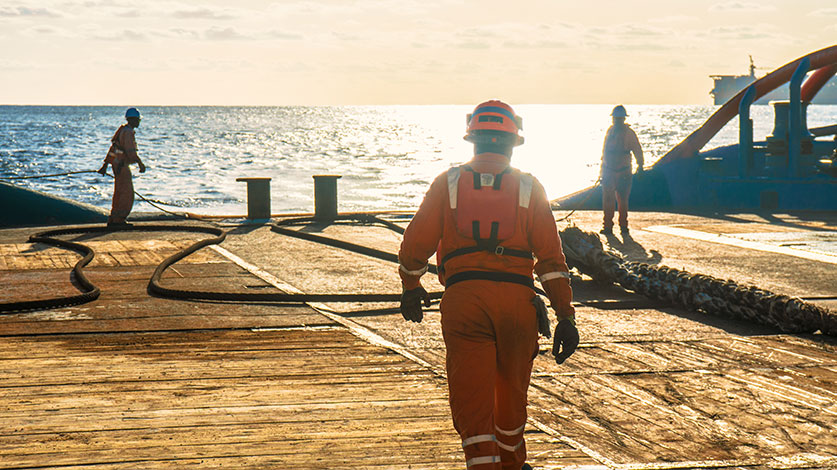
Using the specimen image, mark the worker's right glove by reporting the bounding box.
[552,317,579,364]
[400,286,430,323]
[97,163,108,176]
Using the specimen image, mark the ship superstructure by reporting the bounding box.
[711,56,837,105]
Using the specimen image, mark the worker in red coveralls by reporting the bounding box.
[600,105,644,236]
[98,107,146,226]
[398,100,578,470]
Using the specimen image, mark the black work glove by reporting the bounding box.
[552,317,579,364]
[400,286,430,323]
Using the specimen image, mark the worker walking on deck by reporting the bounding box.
[600,105,643,235]
[98,108,146,226]
[398,100,578,470]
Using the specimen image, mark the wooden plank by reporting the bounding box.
[0,326,592,469]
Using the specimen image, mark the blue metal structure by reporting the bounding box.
[556,53,837,212]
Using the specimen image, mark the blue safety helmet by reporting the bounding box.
[125,107,141,119]
[611,105,627,118]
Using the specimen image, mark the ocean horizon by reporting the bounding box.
[2,104,836,216]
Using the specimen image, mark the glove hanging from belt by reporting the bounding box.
[531,295,551,338]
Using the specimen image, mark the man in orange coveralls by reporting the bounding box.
[98,107,146,227]
[600,105,643,235]
[398,100,579,470]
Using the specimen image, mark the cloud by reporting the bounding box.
[88,28,148,41]
[116,9,142,18]
[267,30,303,40]
[810,8,837,17]
[172,7,235,20]
[452,41,491,50]
[204,26,246,41]
[709,2,775,12]
[503,40,567,49]
[647,15,696,24]
[705,25,772,40]
[0,6,61,17]
[169,28,200,39]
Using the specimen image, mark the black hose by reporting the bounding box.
[148,216,443,302]
[1,219,442,314]
[0,170,99,180]
[0,229,100,312]
[5,213,551,314]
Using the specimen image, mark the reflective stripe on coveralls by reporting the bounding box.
[495,423,525,452]
[462,434,497,448]
[399,263,428,276]
[467,456,502,468]
[537,271,571,283]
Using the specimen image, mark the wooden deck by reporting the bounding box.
[0,226,590,469]
[1,212,835,469]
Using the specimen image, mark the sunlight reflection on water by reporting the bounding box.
[1,104,834,214]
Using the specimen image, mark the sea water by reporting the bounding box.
[1,105,835,215]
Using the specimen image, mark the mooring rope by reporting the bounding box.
[559,226,836,336]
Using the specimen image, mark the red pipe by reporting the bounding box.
[655,44,837,166]
[801,64,837,102]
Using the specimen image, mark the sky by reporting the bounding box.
[1,0,835,105]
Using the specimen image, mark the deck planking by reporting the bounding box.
[0,226,592,469]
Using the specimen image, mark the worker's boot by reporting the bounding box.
[521,464,533,470]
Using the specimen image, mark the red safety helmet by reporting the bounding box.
[464,100,524,146]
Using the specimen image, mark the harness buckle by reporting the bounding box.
[494,246,505,255]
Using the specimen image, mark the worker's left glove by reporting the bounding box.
[138,162,147,173]
[400,286,430,323]
[552,316,579,364]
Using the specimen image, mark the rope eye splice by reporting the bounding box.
[0,215,442,314]
[558,226,836,336]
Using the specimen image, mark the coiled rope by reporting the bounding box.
[559,226,836,336]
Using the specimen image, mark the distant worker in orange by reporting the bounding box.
[98,107,146,227]
[600,105,643,235]
[398,100,578,470]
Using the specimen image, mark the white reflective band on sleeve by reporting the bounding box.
[496,439,523,452]
[399,264,428,277]
[519,172,534,208]
[447,167,461,210]
[495,423,525,436]
[461,434,496,448]
[538,271,571,283]
[466,455,501,468]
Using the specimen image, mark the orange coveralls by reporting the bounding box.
[104,124,140,224]
[399,153,575,470]
[601,124,643,230]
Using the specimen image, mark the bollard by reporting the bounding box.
[313,175,341,221]
[235,177,271,220]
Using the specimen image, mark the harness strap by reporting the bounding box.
[439,246,533,273]
[445,271,535,291]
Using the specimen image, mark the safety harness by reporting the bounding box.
[440,164,536,290]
